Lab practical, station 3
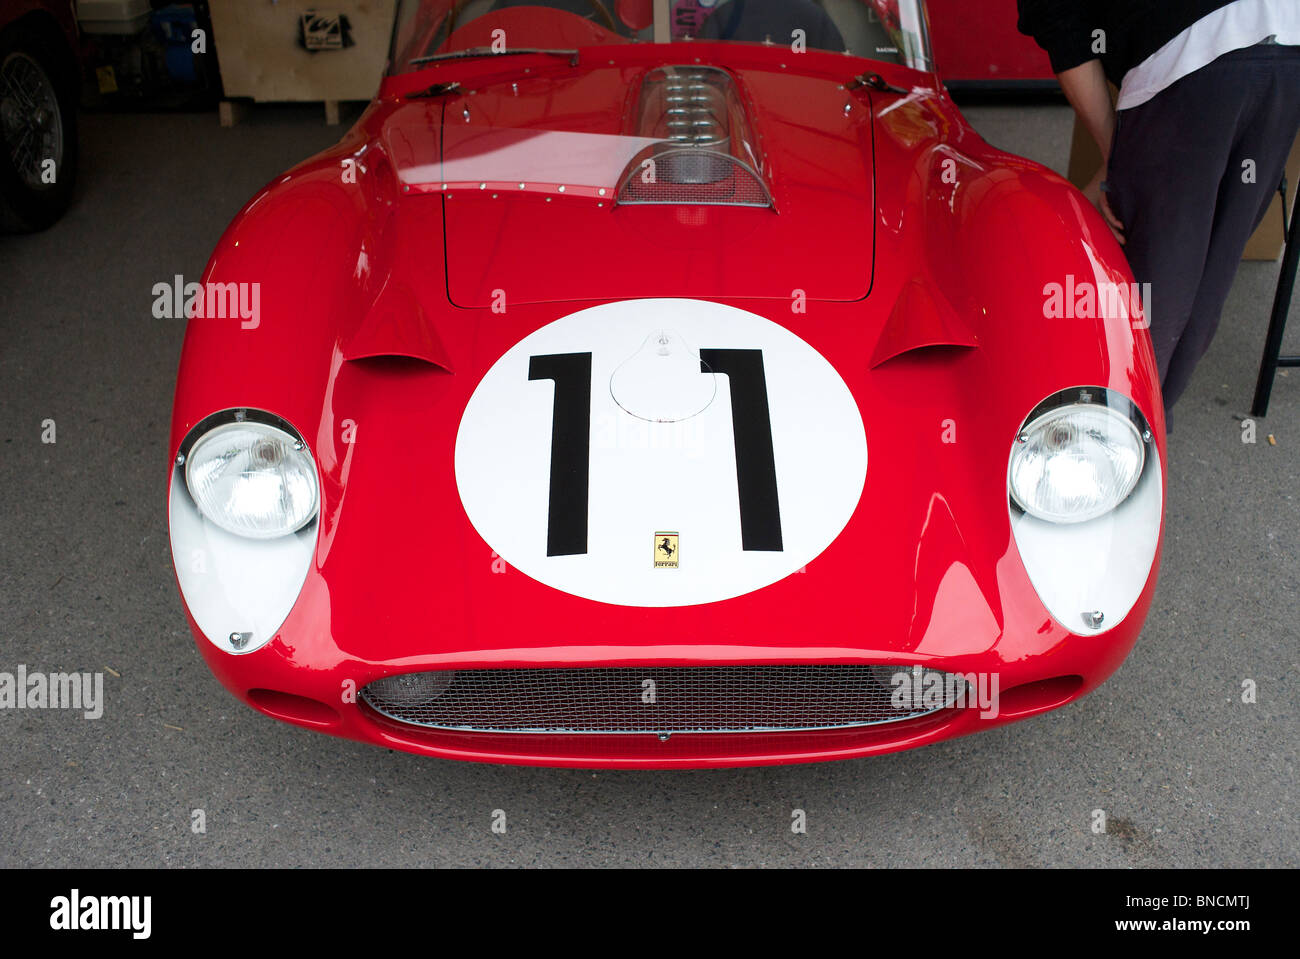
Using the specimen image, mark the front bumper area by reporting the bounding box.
[188,606,1140,768]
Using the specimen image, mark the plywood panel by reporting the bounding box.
[210,0,397,103]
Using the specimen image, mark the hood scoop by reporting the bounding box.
[616,65,773,209]
[344,277,452,372]
[870,279,979,368]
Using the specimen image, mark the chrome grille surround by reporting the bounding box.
[360,665,968,735]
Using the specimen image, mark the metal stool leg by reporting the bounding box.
[1252,178,1300,417]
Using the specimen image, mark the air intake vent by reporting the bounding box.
[617,66,773,208]
[361,665,967,734]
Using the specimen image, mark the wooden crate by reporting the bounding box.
[210,0,397,120]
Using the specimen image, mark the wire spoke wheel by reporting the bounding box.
[0,51,62,191]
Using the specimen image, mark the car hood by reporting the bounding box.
[175,75,1164,665]
[382,63,876,307]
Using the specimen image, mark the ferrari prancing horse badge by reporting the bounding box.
[654,532,679,568]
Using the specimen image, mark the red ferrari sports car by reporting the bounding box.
[168,0,1165,768]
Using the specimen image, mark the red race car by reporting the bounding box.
[168,0,1165,768]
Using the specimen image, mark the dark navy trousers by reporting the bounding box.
[1106,42,1300,421]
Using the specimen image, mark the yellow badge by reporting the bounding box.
[95,66,118,95]
[653,532,679,568]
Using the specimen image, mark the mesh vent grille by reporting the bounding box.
[361,665,967,734]
[617,64,773,208]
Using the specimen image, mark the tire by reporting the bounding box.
[0,22,78,232]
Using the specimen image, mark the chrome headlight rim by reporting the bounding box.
[1008,386,1154,525]
[177,408,319,540]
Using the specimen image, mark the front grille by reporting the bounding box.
[360,665,967,735]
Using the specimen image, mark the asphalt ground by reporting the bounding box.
[0,101,1295,867]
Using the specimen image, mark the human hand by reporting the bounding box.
[1084,166,1126,245]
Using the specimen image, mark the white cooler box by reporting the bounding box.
[78,0,152,35]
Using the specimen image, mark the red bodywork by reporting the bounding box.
[0,0,79,66]
[170,18,1163,767]
[927,0,1055,87]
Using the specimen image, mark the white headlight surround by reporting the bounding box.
[169,409,320,655]
[1008,389,1150,525]
[1006,387,1162,635]
[183,414,319,539]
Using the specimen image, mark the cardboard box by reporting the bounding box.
[1068,104,1300,261]
[1243,135,1300,260]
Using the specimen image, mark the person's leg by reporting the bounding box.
[1104,69,1239,401]
[1161,44,1300,410]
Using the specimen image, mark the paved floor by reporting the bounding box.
[0,101,1295,867]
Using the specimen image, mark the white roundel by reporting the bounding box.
[455,298,867,607]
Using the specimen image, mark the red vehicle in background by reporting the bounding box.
[926,0,1056,91]
[0,0,79,230]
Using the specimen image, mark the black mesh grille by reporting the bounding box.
[360,665,967,734]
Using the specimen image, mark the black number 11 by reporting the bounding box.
[529,349,782,557]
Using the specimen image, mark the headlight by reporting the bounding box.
[1009,390,1146,524]
[184,418,318,538]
